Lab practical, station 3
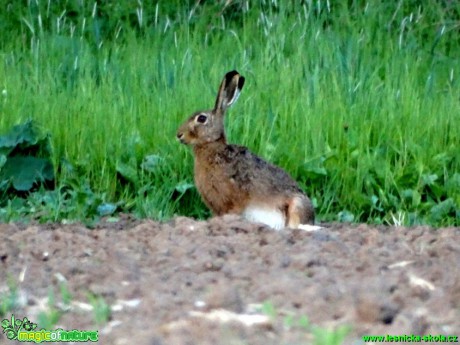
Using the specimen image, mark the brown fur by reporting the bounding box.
[176,71,315,227]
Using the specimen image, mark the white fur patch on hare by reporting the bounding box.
[242,205,323,231]
[242,206,285,230]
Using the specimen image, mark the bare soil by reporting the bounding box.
[1,215,459,345]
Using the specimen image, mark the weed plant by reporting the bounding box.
[0,1,458,225]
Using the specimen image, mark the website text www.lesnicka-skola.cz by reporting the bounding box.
[362,334,458,343]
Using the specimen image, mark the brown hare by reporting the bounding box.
[177,70,317,230]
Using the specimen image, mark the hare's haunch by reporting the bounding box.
[177,70,315,229]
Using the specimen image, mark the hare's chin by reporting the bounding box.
[242,206,285,230]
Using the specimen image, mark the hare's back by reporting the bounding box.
[223,145,304,197]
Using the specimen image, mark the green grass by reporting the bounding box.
[86,293,111,326]
[0,1,459,225]
[0,277,19,318]
[37,288,62,331]
[260,301,350,345]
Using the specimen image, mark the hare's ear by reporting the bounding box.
[214,70,245,114]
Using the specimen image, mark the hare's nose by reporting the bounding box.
[177,132,183,140]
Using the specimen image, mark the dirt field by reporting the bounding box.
[0,215,459,344]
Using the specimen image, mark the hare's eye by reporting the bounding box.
[196,114,208,124]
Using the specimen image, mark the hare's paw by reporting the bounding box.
[298,224,322,232]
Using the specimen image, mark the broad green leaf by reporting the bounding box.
[97,203,117,216]
[338,210,354,222]
[116,161,138,185]
[0,120,40,155]
[175,182,194,194]
[140,154,164,173]
[0,156,54,191]
[421,174,438,186]
[430,198,455,222]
